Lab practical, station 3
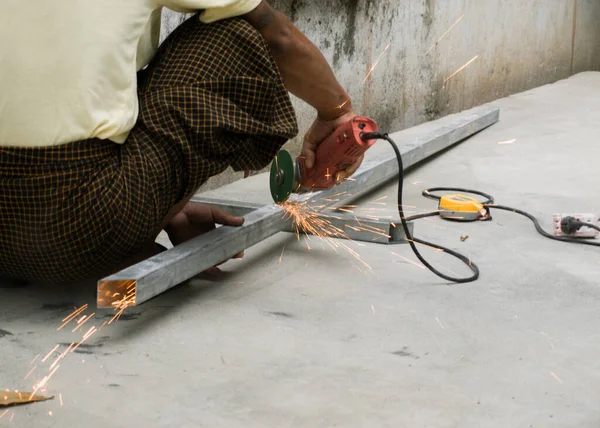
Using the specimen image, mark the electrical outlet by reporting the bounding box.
[553,213,599,238]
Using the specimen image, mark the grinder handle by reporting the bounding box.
[297,116,379,191]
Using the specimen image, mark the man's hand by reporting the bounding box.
[165,202,245,276]
[302,109,363,183]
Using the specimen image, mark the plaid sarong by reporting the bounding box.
[0,15,298,285]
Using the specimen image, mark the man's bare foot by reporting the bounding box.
[165,202,245,275]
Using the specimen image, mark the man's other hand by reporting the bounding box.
[165,202,245,276]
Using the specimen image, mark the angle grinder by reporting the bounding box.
[270,116,379,203]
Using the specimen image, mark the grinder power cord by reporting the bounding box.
[270,119,600,284]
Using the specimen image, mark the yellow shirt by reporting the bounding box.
[0,0,261,147]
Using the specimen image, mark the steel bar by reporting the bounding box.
[97,106,499,308]
[188,198,264,218]
[313,214,413,244]
[190,196,414,244]
[97,204,287,308]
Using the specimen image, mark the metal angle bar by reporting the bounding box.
[188,198,263,218]
[190,196,414,245]
[97,106,499,308]
[314,214,413,244]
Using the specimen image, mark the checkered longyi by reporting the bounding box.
[0,15,298,285]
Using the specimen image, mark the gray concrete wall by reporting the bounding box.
[161,0,600,190]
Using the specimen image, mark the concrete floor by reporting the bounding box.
[1,72,600,427]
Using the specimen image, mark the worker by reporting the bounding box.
[0,1,362,284]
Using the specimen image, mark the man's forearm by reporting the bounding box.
[244,2,352,120]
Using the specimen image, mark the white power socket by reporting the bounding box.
[553,213,599,238]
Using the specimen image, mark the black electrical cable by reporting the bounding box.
[404,187,495,222]
[560,216,600,234]
[423,190,600,246]
[360,131,600,284]
[488,205,600,247]
[404,211,441,221]
[586,223,600,233]
[361,131,480,283]
[422,187,494,205]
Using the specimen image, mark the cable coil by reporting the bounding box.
[360,132,600,284]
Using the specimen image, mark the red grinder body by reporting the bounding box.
[296,116,379,191]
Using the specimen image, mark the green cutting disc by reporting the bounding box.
[270,150,295,203]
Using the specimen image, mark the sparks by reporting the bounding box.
[41,345,60,363]
[83,326,97,341]
[364,215,385,220]
[362,43,391,85]
[50,344,71,370]
[30,364,60,400]
[59,393,63,407]
[278,200,372,270]
[278,242,286,264]
[435,317,445,330]
[335,99,350,110]
[437,264,461,277]
[423,217,448,230]
[550,372,563,384]
[0,410,8,420]
[24,365,37,380]
[346,222,390,239]
[30,354,40,365]
[64,342,75,356]
[71,327,97,354]
[391,252,426,269]
[109,306,127,325]
[403,238,444,252]
[425,14,465,55]
[57,304,88,331]
[72,313,95,332]
[497,138,516,145]
[107,283,136,324]
[444,55,479,84]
